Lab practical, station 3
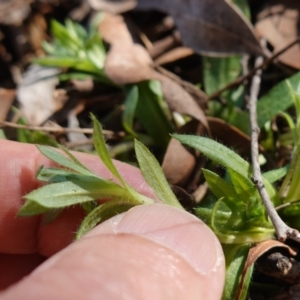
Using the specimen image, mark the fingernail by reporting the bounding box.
[84,203,224,275]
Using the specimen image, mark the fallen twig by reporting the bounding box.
[209,37,300,100]
[0,121,125,139]
[249,55,300,243]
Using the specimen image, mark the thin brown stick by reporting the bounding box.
[0,121,125,139]
[249,55,300,243]
[209,37,300,100]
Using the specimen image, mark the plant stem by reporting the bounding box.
[249,55,300,243]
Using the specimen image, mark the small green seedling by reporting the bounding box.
[18,115,183,239]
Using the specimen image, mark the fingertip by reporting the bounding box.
[88,204,225,276]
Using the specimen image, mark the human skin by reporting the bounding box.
[0,140,225,299]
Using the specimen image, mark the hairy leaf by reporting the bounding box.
[91,114,126,187]
[173,134,250,177]
[222,244,251,300]
[37,145,96,176]
[202,169,238,210]
[19,176,130,216]
[76,199,137,238]
[263,166,288,183]
[134,139,183,209]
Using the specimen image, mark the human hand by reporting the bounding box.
[0,140,225,299]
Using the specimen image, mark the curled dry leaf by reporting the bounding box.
[256,0,300,69]
[99,12,208,128]
[236,240,297,300]
[136,0,263,56]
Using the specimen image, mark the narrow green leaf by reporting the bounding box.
[86,44,106,70]
[91,114,126,187]
[263,166,288,183]
[0,129,6,139]
[232,71,300,132]
[204,56,242,97]
[59,145,93,173]
[91,114,154,206]
[228,168,255,198]
[236,264,254,300]
[65,19,87,43]
[222,244,250,300]
[259,75,299,125]
[34,57,98,73]
[76,199,137,239]
[134,139,183,209]
[211,197,274,244]
[202,169,239,210]
[136,80,174,149]
[122,85,139,137]
[18,177,132,216]
[36,166,78,182]
[173,135,250,177]
[37,145,95,176]
[51,20,81,50]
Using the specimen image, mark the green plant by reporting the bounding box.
[35,19,174,151]
[36,18,109,83]
[18,115,183,239]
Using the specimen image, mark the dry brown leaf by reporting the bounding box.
[99,13,208,128]
[0,89,15,122]
[162,138,196,185]
[256,0,300,69]
[136,0,263,56]
[99,13,154,84]
[236,240,297,300]
[0,0,32,25]
[17,65,61,125]
[92,0,262,55]
[155,47,194,65]
[88,0,136,14]
[208,117,252,157]
[162,120,201,186]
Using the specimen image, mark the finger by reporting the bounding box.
[0,204,225,300]
[0,253,45,291]
[0,140,157,255]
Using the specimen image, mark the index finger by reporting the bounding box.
[0,140,157,256]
